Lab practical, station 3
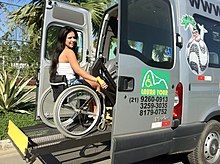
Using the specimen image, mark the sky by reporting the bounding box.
[0,0,31,40]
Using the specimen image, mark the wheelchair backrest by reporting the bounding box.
[50,75,68,101]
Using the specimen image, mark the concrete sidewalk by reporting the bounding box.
[0,139,41,164]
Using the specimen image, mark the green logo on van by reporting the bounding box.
[140,69,170,96]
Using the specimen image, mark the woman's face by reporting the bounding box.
[65,31,77,49]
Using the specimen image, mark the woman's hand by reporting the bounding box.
[96,76,108,89]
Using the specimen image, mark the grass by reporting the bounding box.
[0,110,40,140]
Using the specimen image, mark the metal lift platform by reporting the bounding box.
[8,120,111,163]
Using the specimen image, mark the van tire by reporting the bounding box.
[187,120,220,164]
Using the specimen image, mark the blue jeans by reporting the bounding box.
[68,78,83,86]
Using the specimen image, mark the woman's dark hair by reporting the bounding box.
[50,26,78,79]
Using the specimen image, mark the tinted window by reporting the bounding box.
[194,14,220,68]
[108,37,117,60]
[120,0,174,69]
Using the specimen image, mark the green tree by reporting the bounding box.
[8,0,112,48]
[2,0,113,78]
[18,43,39,78]
[0,40,39,78]
[0,41,20,73]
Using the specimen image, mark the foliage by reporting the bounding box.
[8,1,43,48]
[8,0,112,48]
[0,111,38,140]
[0,41,39,78]
[0,41,17,74]
[0,2,9,34]
[0,69,35,114]
[18,43,40,78]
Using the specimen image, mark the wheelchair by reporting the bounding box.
[38,57,117,138]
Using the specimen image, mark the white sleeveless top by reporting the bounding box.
[57,63,76,80]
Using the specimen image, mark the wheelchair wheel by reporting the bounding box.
[53,85,101,138]
[38,87,56,128]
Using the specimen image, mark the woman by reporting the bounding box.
[50,26,107,91]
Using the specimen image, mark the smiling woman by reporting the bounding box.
[50,26,108,91]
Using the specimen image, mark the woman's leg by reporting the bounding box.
[84,79,100,118]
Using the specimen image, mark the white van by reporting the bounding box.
[9,0,220,163]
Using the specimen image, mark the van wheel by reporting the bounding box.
[188,120,220,164]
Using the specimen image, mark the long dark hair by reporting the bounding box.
[50,26,78,79]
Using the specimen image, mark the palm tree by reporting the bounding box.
[8,0,112,48]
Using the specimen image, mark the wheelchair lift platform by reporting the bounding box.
[8,120,111,163]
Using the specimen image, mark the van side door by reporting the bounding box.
[111,0,179,163]
[36,0,92,117]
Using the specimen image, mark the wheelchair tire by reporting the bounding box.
[53,85,101,138]
[38,87,56,128]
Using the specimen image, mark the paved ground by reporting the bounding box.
[0,148,41,164]
[0,139,187,164]
[0,139,110,164]
[0,139,40,164]
[0,148,188,164]
[0,146,110,164]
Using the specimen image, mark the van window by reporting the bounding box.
[194,14,220,68]
[108,37,117,60]
[45,25,83,61]
[120,0,174,69]
[128,40,143,53]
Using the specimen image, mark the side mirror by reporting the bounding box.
[176,33,183,49]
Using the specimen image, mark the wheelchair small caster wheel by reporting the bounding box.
[98,122,107,131]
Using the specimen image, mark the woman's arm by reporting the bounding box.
[66,50,97,82]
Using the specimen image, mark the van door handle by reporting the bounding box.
[118,76,134,92]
